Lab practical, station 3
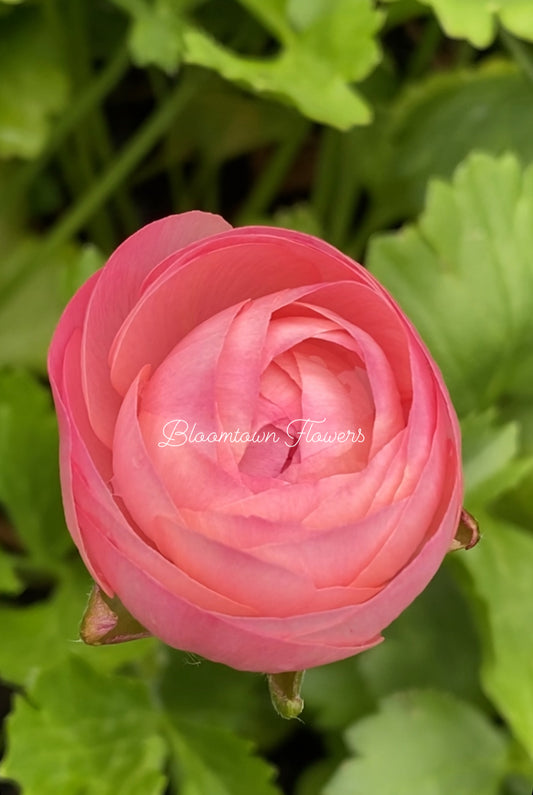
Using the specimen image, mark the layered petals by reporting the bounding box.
[48,213,463,673]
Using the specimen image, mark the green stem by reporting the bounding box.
[0,78,196,311]
[190,158,219,212]
[346,202,394,261]
[405,17,442,80]
[71,0,139,237]
[454,40,477,69]
[149,69,190,213]
[6,46,129,208]
[500,27,533,84]
[59,0,117,249]
[311,127,341,229]
[328,130,363,249]
[237,117,310,223]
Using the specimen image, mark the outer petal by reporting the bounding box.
[79,464,460,672]
[81,212,231,446]
[48,273,104,580]
[81,520,383,672]
[99,232,364,408]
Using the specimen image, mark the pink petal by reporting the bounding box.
[80,522,384,671]
[48,271,105,578]
[63,370,261,617]
[82,212,231,446]
[104,230,362,408]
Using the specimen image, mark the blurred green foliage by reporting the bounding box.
[1,1,533,793]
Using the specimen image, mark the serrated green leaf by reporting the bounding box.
[0,656,167,795]
[182,27,369,129]
[293,0,382,84]
[325,691,508,795]
[458,515,533,758]
[0,7,68,158]
[182,0,383,128]
[368,152,533,417]
[384,0,533,46]
[169,718,281,795]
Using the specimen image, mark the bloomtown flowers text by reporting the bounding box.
[158,418,366,448]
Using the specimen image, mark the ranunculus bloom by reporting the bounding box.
[48,212,463,673]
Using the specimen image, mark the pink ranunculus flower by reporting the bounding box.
[48,212,463,674]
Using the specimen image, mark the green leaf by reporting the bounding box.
[295,0,382,85]
[0,550,21,594]
[182,0,383,128]
[181,29,365,129]
[303,568,483,733]
[496,404,533,526]
[0,241,101,372]
[159,650,285,747]
[288,0,332,30]
[0,587,79,687]
[0,656,167,795]
[0,371,70,565]
[0,6,69,158]
[156,73,300,166]
[295,758,345,795]
[0,562,156,686]
[370,61,533,222]
[458,515,533,758]
[111,0,193,72]
[357,565,484,706]
[383,0,533,46]
[60,244,105,302]
[268,204,323,236]
[461,411,533,508]
[325,691,508,795]
[168,718,281,795]
[368,152,533,417]
[303,655,375,731]
[236,0,292,42]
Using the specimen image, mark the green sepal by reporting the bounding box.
[80,583,151,645]
[449,508,480,552]
[267,671,305,720]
